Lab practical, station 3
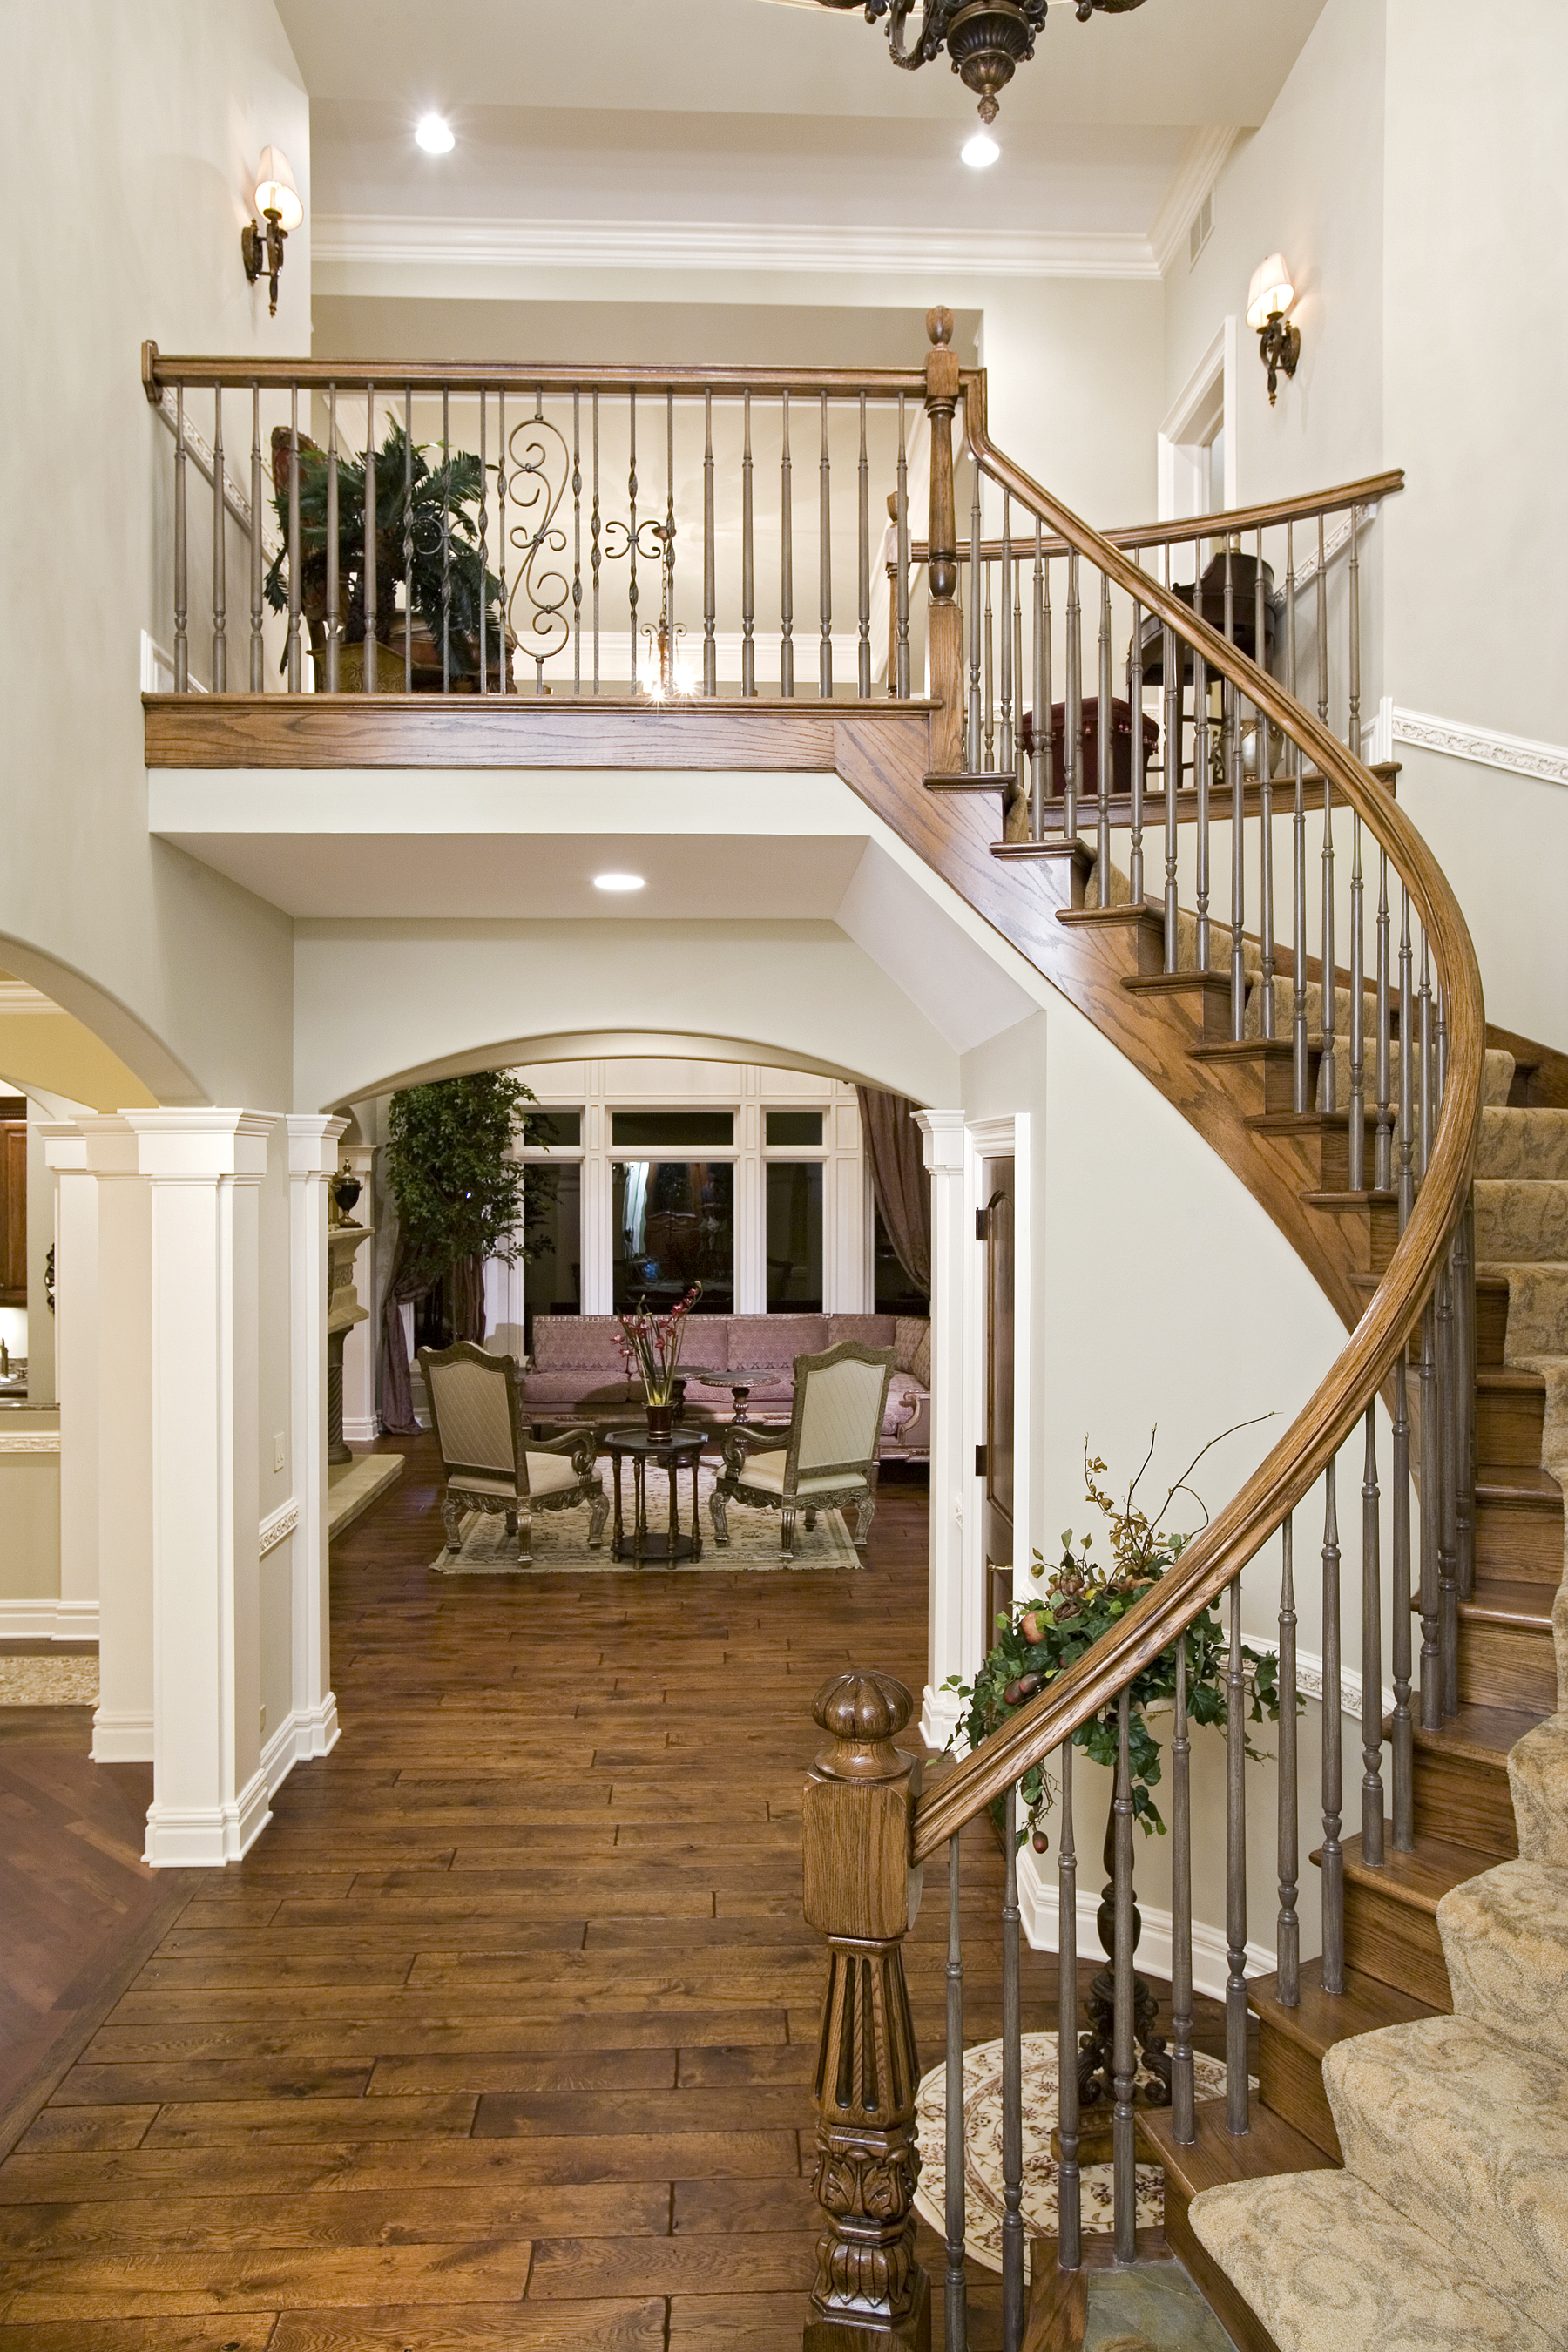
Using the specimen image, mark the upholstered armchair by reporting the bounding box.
[710,1338,896,1560]
[418,1341,607,1563]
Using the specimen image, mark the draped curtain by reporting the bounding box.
[378,1244,488,1435]
[855,1088,931,1299]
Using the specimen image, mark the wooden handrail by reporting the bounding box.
[905,467,1406,568]
[142,341,936,402]
[909,391,1480,1866]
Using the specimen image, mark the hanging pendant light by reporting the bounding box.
[814,0,1150,124]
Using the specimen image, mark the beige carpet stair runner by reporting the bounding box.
[1185,1066,1568,2347]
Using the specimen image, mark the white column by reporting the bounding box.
[129,1110,275,1868]
[734,1090,764,1315]
[916,1109,969,1748]
[80,1119,154,1760]
[579,1089,612,1316]
[287,1116,348,1765]
[337,1142,379,1441]
[41,1125,98,1632]
[828,1085,865,1314]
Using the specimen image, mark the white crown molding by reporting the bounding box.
[260,1498,298,1557]
[315,212,1161,283]
[1391,703,1568,790]
[1149,125,1240,277]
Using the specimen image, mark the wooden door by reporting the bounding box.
[980,1155,1015,1635]
[0,1118,25,1306]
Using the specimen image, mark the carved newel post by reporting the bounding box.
[803,1670,930,2352]
[923,308,964,778]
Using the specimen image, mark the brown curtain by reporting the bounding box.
[379,1249,490,1436]
[856,1087,930,1299]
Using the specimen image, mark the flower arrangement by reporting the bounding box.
[944,1425,1289,1849]
[617,1281,705,1407]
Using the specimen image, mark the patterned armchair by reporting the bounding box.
[710,1339,896,1560]
[418,1341,607,1563]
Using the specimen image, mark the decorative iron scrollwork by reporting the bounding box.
[504,412,571,669]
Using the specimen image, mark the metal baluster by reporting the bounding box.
[1349,811,1366,1186]
[441,385,452,693]
[896,397,909,702]
[702,391,716,698]
[1030,526,1044,838]
[1013,575,1024,822]
[1289,522,1308,1110]
[285,386,301,693]
[248,385,264,689]
[628,389,639,694]
[944,1831,968,2352]
[999,496,1014,784]
[1397,887,1416,1227]
[1226,1575,1251,2125]
[1001,1786,1024,2349]
[1056,1741,1082,2268]
[1128,564,1146,908]
[478,390,490,695]
[1226,544,1245,1035]
[361,384,375,696]
[1348,504,1362,757]
[666,391,677,691]
[1457,1193,1477,1604]
[1321,789,1337,1110]
[1375,842,1392,1191]
[1420,1289,1441,1731]
[1392,1349,1415,1849]
[1097,565,1112,894]
[403,389,414,693]
[1041,548,1054,827]
[1439,1239,1460,1719]
[1362,1405,1385,1862]
[856,393,870,699]
[1321,1462,1344,1995]
[967,466,983,770]
[210,389,226,691]
[781,391,794,698]
[1276,1515,1301,2004]
[741,392,754,697]
[819,392,832,699]
[1193,625,1211,971]
[498,389,510,695]
[983,562,994,771]
[1316,510,1328,727]
[1064,551,1081,845]
[1162,611,1179,970]
[1112,1691,1139,2255]
[1256,529,1274,1037]
[1172,1632,1196,2137]
[591,391,601,695]
[324,387,340,693]
[571,390,582,695]
[173,386,189,693]
[1419,930,1434,1180]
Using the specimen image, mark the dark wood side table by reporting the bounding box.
[601,1425,708,1565]
[684,1369,781,1425]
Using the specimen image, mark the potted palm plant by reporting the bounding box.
[266,418,510,690]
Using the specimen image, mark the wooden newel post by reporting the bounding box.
[924,307,964,778]
[802,1669,930,2352]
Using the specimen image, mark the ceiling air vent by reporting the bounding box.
[1189,188,1214,268]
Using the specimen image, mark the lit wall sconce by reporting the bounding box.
[240,147,303,318]
[1247,253,1301,406]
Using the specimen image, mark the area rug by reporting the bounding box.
[913,2031,1234,2276]
[0,1655,98,1706]
[432,1458,862,1573]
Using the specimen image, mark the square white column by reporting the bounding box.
[129,1110,275,1868]
[916,1109,968,1750]
[287,1116,348,1765]
[80,1119,153,1761]
[40,1125,98,1632]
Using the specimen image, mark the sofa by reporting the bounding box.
[524,1312,932,1461]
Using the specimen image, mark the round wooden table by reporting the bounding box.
[601,1424,708,1565]
[684,1369,782,1424]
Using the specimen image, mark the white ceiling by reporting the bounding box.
[280,0,1328,241]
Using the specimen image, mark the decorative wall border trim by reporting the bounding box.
[1390,702,1568,790]
[0,1431,60,1453]
[0,1598,98,1641]
[315,212,1162,283]
[259,1499,298,1557]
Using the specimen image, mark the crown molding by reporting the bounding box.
[1149,125,1240,277]
[314,212,1161,283]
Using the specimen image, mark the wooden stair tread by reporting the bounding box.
[1406,1701,1540,1763]
[1301,1188,1398,1212]
[1328,1827,1492,1912]
[1474,1465,1563,1505]
[1247,1957,1436,2060]
[925,770,1010,792]
[1476,1366,1548,1396]
[990,838,1092,861]
[1190,1038,1294,1063]
[1055,902,1160,929]
[1460,1578,1556,1630]
[1123,971,1231,998]
[1139,2097,1334,2201]
[1247,1110,1374,1138]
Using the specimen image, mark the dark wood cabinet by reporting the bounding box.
[0,1097,27,1307]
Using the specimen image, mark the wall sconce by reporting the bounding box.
[1247,253,1301,406]
[240,147,303,318]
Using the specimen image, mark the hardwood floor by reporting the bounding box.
[0,1439,1222,2349]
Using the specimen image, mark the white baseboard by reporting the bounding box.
[1017,1848,1274,2004]
[298,1692,341,1760]
[342,1416,381,1444]
[922,1683,963,1751]
[144,1766,273,1869]
[0,1597,99,1641]
[91,1709,153,1763]
[260,1693,342,1801]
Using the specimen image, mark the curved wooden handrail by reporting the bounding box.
[906,466,1406,568]
[911,388,1481,1866]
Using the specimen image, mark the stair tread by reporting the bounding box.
[1247,1110,1374,1136]
[1475,1364,1548,1394]
[1056,902,1160,929]
[1248,1956,1436,2059]
[1139,2096,1334,2203]
[1333,1827,1493,1910]
[1190,1038,1296,1062]
[1301,1188,1397,1211]
[1409,1701,1540,1762]
[1474,1466,1563,1511]
[1124,970,1230,997]
[1460,1578,1556,1629]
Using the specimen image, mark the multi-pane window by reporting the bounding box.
[612,1159,734,1313]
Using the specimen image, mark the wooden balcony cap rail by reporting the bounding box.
[908,468,1407,568]
[141,341,945,403]
[909,387,1478,1866]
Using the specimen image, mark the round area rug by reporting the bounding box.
[913,2031,1231,2276]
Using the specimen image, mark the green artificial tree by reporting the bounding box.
[384,1073,541,1344]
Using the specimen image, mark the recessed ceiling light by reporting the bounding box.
[416,114,455,155]
[593,872,645,893]
[962,131,1000,169]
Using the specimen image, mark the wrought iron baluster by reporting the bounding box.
[361,384,375,696]
[1064,551,1081,843]
[819,392,832,699]
[999,495,1014,784]
[591,391,601,695]
[1257,528,1274,1037]
[1056,1740,1082,2268]
[1321,1461,1344,1995]
[1392,1348,1415,1848]
[324,388,340,693]
[857,393,870,698]
[1097,564,1112,891]
[1438,1239,1460,1720]
[628,388,639,693]
[1172,1633,1196,2138]
[1375,841,1392,1190]
[1348,503,1362,755]
[1030,528,1044,838]
[1397,885,1415,1227]
[477,390,490,695]
[966,465,983,769]
[704,391,716,697]
[666,390,677,692]
[1193,625,1211,971]
[1276,1516,1300,2004]
[285,386,301,693]
[1162,613,1179,970]
[1362,1405,1385,1860]
[1349,810,1366,1185]
[1226,544,1245,1036]
[1226,1574,1251,2126]
[403,389,413,693]
[1013,573,1024,823]
[572,390,582,695]
[211,388,226,692]
[1457,1193,1477,1605]
[1289,521,1308,1109]
[173,386,189,693]
[497,389,510,694]
[1321,784,1336,1110]
[1419,930,1434,1180]
[982,561,994,771]
[741,391,754,698]
[1001,1785,1024,2350]
[248,385,264,690]
[1041,548,1053,828]
[1128,563,1145,907]
[781,390,794,698]
[893,397,908,704]
[944,1830,968,2352]
[1112,1690,1139,2257]
[441,385,452,694]
[1419,1288,1442,1732]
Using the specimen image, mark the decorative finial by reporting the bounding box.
[926,306,954,350]
[812,1669,916,1780]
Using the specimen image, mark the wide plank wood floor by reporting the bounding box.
[0,1436,1223,2349]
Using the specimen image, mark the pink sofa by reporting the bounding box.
[524,1312,931,1461]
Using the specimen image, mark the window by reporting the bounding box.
[874,1203,928,1316]
[522,1109,581,1149]
[612,1160,734,1313]
[612,1111,733,1150]
[522,1163,582,1342]
[766,1163,823,1312]
[765,1109,823,1147]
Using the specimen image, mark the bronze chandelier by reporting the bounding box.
[816,0,1148,124]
